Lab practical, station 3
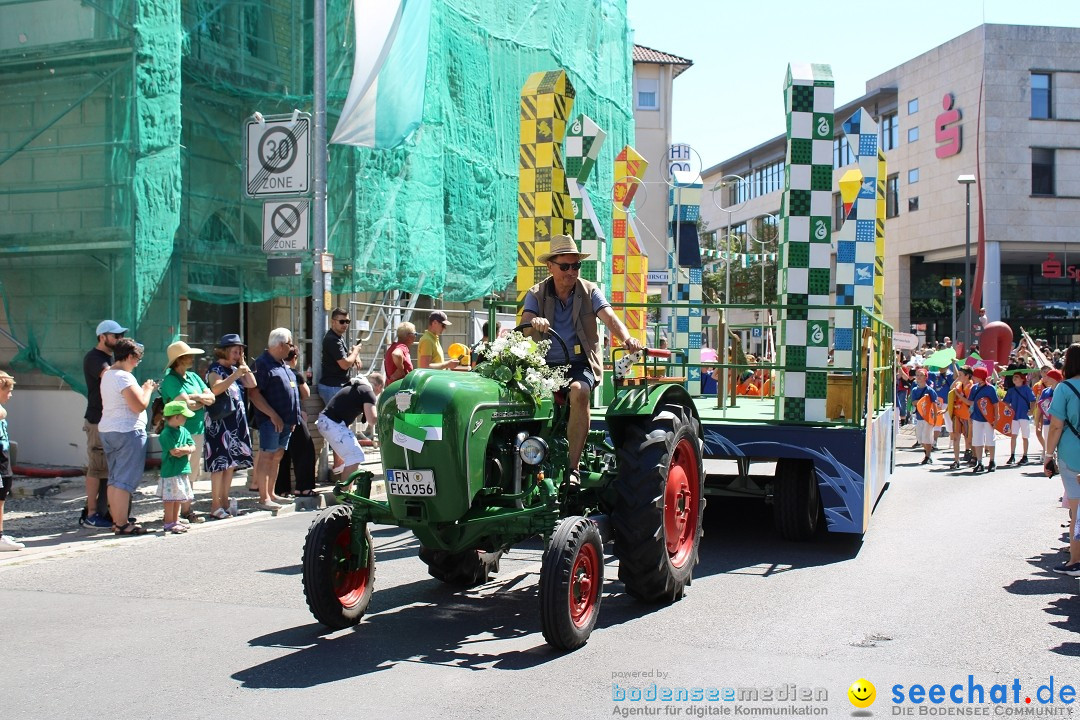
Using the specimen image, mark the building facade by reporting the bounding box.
[701,24,1080,349]
[631,44,692,275]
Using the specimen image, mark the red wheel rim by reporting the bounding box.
[664,438,700,567]
[569,541,600,627]
[333,527,370,608]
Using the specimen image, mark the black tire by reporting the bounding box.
[613,403,705,603]
[772,458,822,541]
[539,516,604,651]
[302,505,374,628]
[418,545,503,587]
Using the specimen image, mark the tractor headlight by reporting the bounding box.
[518,436,548,466]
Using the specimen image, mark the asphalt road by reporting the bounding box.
[1,434,1077,719]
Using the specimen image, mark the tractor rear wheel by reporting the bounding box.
[539,516,604,651]
[613,403,704,603]
[302,505,374,628]
[772,458,822,541]
[418,545,502,587]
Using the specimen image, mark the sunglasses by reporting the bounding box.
[336,319,351,325]
[553,261,582,271]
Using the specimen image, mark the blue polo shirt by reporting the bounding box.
[929,370,954,395]
[969,383,998,423]
[252,350,301,426]
[1004,384,1036,421]
[909,384,938,420]
[523,284,610,365]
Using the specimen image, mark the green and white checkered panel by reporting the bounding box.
[779,62,834,422]
[565,114,607,288]
[667,174,704,394]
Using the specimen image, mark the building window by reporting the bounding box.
[886,174,899,218]
[636,78,659,110]
[907,98,919,115]
[908,168,919,184]
[1032,147,1055,195]
[833,192,844,229]
[1032,73,1052,119]
[833,136,854,169]
[880,113,898,151]
[907,126,919,143]
[908,197,919,212]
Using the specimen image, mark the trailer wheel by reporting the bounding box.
[539,516,604,651]
[302,505,374,628]
[418,545,502,587]
[772,458,822,541]
[613,403,704,603]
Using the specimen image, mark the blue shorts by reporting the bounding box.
[100,430,147,494]
[257,420,293,452]
[317,383,344,408]
[565,361,596,390]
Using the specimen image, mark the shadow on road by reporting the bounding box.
[1003,550,1080,654]
[233,501,862,688]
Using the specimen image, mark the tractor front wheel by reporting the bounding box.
[302,505,374,628]
[418,545,502,587]
[539,516,604,651]
[613,403,704,603]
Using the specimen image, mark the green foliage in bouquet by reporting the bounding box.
[473,331,569,403]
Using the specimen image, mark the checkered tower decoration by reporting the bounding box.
[667,172,704,394]
[611,146,649,345]
[779,63,834,422]
[564,114,607,286]
[517,70,576,304]
[875,146,887,316]
[832,108,882,370]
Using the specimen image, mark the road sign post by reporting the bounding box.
[939,278,962,346]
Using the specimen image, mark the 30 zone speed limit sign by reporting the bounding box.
[245,114,311,198]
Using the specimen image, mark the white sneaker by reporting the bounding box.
[0,535,25,551]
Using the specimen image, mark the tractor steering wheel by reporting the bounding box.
[515,322,571,363]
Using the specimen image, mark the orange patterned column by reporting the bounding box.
[611,146,649,345]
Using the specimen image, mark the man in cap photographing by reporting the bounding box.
[522,234,642,481]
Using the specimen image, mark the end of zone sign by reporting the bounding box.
[262,200,309,253]
[245,113,311,198]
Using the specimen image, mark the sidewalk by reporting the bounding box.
[0,449,387,567]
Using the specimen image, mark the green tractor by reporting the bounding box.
[301,328,705,650]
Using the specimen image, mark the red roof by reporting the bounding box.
[633,44,693,78]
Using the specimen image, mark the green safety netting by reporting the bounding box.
[0,0,633,390]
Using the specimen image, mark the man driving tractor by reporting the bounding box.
[522,234,643,482]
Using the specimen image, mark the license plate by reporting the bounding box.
[386,469,436,496]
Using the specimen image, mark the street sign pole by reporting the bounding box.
[311,0,327,379]
[951,284,957,345]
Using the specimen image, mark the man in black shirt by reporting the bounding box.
[317,307,364,406]
[315,373,383,480]
[80,319,126,528]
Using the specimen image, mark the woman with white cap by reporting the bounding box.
[160,340,215,523]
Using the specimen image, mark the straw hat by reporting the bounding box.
[538,234,590,263]
[165,341,204,370]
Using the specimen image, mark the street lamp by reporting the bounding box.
[957,174,976,350]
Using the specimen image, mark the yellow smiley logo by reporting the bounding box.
[848,678,876,708]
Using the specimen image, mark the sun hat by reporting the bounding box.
[428,310,452,327]
[95,319,127,336]
[972,367,989,381]
[162,400,195,418]
[0,370,14,386]
[217,333,246,348]
[538,234,591,263]
[165,341,205,370]
[1045,369,1064,382]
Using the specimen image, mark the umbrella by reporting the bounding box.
[923,348,956,370]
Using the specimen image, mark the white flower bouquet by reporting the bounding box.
[474,330,569,403]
